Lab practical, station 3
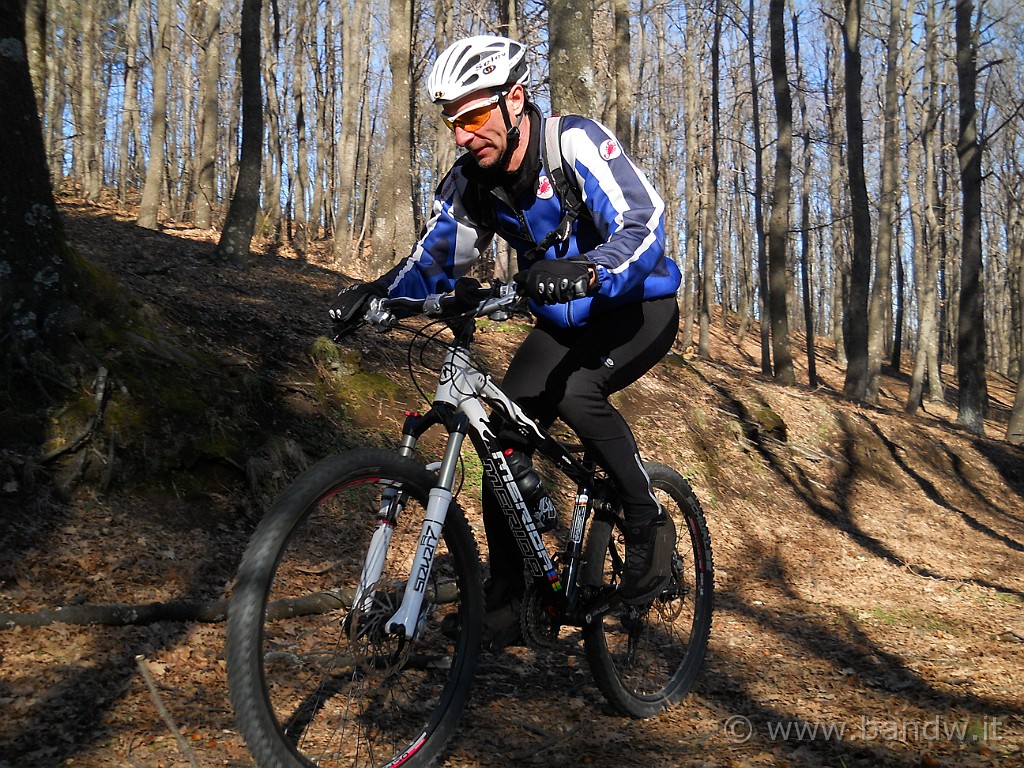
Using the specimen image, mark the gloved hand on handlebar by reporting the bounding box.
[329,281,386,328]
[515,258,598,305]
[451,277,488,312]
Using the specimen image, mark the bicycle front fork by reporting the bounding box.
[349,419,466,640]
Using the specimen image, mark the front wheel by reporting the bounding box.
[226,449,484,767]
[581,462,713,718]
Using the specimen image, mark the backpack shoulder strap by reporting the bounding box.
[540,115,586,244]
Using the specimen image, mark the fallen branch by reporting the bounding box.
[512,721,583,760]
[136,654,203,768]
[1,599,229,628]
[0,582,460,629]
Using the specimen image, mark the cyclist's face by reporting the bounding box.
[442,86,524,170]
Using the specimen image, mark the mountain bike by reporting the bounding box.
[226,282,714,768]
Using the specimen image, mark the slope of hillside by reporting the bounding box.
[1,197,1022,768]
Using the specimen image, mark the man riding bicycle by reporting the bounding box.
[330,35,682,645]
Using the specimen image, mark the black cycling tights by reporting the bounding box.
[483,295,679,594]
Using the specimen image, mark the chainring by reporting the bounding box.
[520,582,562,649]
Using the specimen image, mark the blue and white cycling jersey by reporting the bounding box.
[378,112,681,328]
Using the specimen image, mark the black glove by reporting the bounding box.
[451,277,485,312]
[516,258,597,305]
[329,281,385,327]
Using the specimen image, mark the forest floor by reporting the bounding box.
[2,196,1023,768]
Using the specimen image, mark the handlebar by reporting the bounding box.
[362,281,524,333]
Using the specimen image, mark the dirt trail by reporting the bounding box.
[1,199,1022,768]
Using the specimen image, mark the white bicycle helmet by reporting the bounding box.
[427,35,529,104]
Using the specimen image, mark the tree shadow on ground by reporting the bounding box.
[864,420,1023,554]
[701,587,1018,768]
[700,371,1024,602]
[0,514,247,765]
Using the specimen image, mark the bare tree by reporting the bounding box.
[291,0,311,255]
[954,0,988,434]
[840,0,873,400]
[610,0,632,149]
[793,8,817,388]
[195,0,222,229]
[745,0,770,375]
[681,18,701,350]
[137,0,172,230]
[907,1,947,411]
[118,0,143,202]
[1009,193,1024,440]
[333,0,371,262]
[78,0,102,201]
[865,0,904,401]
[549,0,596,115]
[698,0,721,358]
[217,0,264,263]
[370,0,416,269]
[824,18,848,367]
[24,0,45,113]
[766,0,795,384]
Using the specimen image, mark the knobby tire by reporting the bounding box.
[226,449,484,767]
[581,462,714,719]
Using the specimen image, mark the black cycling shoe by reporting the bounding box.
[439,579,525,650]
[481,599,524,650]
[618,511,676,605]
[439,599,524,649]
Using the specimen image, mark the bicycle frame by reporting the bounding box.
[352,295,613,639]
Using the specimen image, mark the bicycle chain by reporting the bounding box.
[520,583,562,649]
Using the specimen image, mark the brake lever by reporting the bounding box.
[364,297,397,332]
[481,282,526,321]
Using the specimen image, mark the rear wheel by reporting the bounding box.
[581,462,713,718]
[226,449,484,767]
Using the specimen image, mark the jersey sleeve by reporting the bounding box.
[377,163,494,298]
[557,117,672,300]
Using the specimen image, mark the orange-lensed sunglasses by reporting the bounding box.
[441,93,503,133]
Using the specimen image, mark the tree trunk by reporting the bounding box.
[217,0,264,264]
[195,0,221,229]
[766,0,795,385]
[841,0,872,400]
[44,1,63,182]
[793,10,816,388]
[292,0,310,255]
[698,0,721,358]
[137,0,172,230]
[262,15,283,244]
[824,20,847,367]
[78,0,102,201]
[890,220,905,372]
[747,0,770,375]
[497,0,519,38]
[0,0,70,385]
[369,0,415,269]
[117,0,142,201]
[333,0,370,262]
[681,35,699,350]
[548,0,596,115]
[308,2,331,239]
[923,1,945,403]
[865,0,903,402]
[611,0,632,151]
[24,0,46,114]
[1009,222,1024,442]
[954,0,988,434]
